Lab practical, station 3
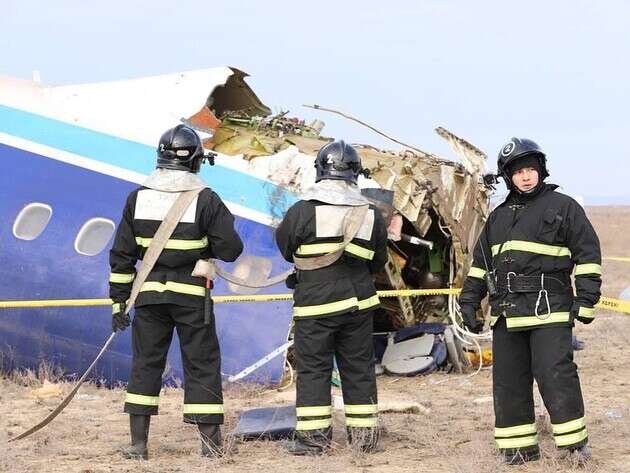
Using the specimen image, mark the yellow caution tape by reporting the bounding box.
[603,257,630,263]
[597,297,630,314]
[1,289,629,314]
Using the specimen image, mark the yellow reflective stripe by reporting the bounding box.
[125,392,159,406]
[109,272,135,284]
[495,423,537,438]
[495,434,538,450]
[296,418,332,431]
[552,417,585,435]
[112,303,121,314]
[490,315,499,327]
[575,263,602,276]
[135,236,208,250]
[357,295,380,311]
[295,242,374,260]
[295,242,343,255]
[140,281,205,297]
[505,312,570,329]
[293,297,358,318]
[554,428,588,447]
[296,406,332,417]
[578,306,595,318]
[468,267,486,279]
[491,240,571,258]
[182,404,224,414]
[346,243,374,260]
[346,416,378,428]
[345,404,378,415]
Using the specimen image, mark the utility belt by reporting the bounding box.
[495,271,571,294]
[493,271,571,320]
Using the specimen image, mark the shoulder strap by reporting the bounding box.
[124,187,204,314]
[293,204,370,271]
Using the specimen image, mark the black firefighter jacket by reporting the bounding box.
[275,199,388,319]
[460,184,601,331]
[109,187,243,309]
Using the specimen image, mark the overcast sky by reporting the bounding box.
[2,0,629,204]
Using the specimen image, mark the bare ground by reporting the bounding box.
[1,206,629,473]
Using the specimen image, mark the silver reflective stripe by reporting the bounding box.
[578,306,595,318]
[575,263,602,276]
[468,267,486,279]
[505,312,570,329]
[109,272,135,284]
[491,240,571,258]
[125,392,159,406]
[182,404,224,414]
[140,281,205,297]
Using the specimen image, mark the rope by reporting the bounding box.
[3,289,628,313]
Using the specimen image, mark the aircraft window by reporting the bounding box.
[13,203,53,240]
[75,218,115,256]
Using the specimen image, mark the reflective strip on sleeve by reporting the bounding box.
[552,417,585,435]
[357,295,380,311]
[495,434,538,450]
[490,315,499,327]
[296,406,332,417]
[468,267,486,279]
[112,303,121,314]
[495,423,537,438]
[554,428,588,447]
[140,281,205,297]
[293,297,358,318]
[109,272,136,284]
[491,240,571,258]
[182,404,224,415]
[345,404,379,415]
[505,312,570,329]
[346,416,378,428]
[135,236,208,250]
[296,418,332,431]
[575,263,602,276]
[125,392,159,406]
[578,306,595,319]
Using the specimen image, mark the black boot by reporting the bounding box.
[284,428,331,456]
[121,414,150,460]
[503,447,540,465]
[561,445,592,467]
[198,423,223,457]
[347,427,380,453]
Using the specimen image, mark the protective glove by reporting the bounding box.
[460,304,484,333]
[571,301,595,325]
[112,301,131,332]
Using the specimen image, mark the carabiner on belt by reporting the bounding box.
[535,273,551,320]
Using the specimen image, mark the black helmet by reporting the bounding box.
[497,137,549,186]
[315,140,363,184]
[156,124,204,173]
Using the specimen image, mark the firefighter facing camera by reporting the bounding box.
[110,124,243,460]
[276,140,388,455]
[459,137,601,465]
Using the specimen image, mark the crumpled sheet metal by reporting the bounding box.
[208,124,489,286]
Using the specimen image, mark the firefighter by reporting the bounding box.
[459,138,601,465]
[109,124,243,459]
[275,140,388,455]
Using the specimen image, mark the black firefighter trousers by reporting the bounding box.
[123,303,224,424]
[294,310,378,444]
[493,317,587,457]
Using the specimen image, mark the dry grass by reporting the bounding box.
[1,206,629,472]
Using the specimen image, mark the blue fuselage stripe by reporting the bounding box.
[0,104,297,216]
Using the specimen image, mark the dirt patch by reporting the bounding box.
[1,206,629,473]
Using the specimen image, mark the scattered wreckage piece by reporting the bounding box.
[201,109,490,331]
